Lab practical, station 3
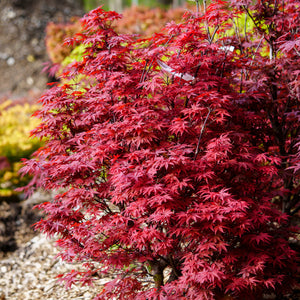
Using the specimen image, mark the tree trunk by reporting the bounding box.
[148,259,167,289]
[109,0,123,12]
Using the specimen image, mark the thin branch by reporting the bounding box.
[201,0,212,43]
[291,204,300,216]
[210,25,220,44]
[142,60,154,83]
[250,35,265,67]
[140,59,149,83]
[205,24,211,44]
[239,69,244,93]
[203,0,207,14]
[195,0,200,18]
[273,0,278,15]
[243,5,271,45]
[141,35,174,83]
[94,195,113,214]
[232,18,241,45]
[244,12,248,41]
[168,254,181,278]
[294,46,300,57]
[184,96,190,108]
[194,107,212,160]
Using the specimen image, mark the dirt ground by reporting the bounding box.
[0,0,84,98]
[0,192,113,300]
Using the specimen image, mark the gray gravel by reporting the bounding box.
[0,233,111,300]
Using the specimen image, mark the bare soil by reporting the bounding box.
[0,0,84,97]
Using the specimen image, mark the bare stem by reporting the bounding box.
[140,59,149,83]
[195,0,200,17]
[209,25,220,44]
[203,0,207,13]
[250,35,264,67]
[194,107,212,160]
[244,12,248,41]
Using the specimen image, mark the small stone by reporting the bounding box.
[7,10,16,19]
[30,38,38,46]
[83,291,92,298]
[6,57,15,66]
[26,77,34,85]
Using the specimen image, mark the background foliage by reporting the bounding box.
[83,0,186,12]
[0,97,43,198]
[45,3,194,75]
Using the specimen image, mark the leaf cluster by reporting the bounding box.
[21,1,300,299]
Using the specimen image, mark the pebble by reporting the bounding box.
[7,10,16,19]
[26,76,34,85]
[6,57,15,66]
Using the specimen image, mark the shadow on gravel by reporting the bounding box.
[0,194,45,258]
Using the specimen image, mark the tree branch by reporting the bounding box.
[194,107,212,160]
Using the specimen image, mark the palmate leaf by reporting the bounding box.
[19,1,300,299]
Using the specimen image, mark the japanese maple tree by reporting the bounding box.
[21,1,299,299]
[230,0,300,217]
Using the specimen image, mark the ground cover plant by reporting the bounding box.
[21,0,299,299]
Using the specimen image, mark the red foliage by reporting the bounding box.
[21,1,299,299]
[0,156,10,171]
[115,5,194,37]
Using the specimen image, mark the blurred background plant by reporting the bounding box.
[45,18,82,66]
[0,96,43,200]
[115,5,191,36]
[83,0,186,12]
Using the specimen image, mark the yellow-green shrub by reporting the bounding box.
[0,100,43,198]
